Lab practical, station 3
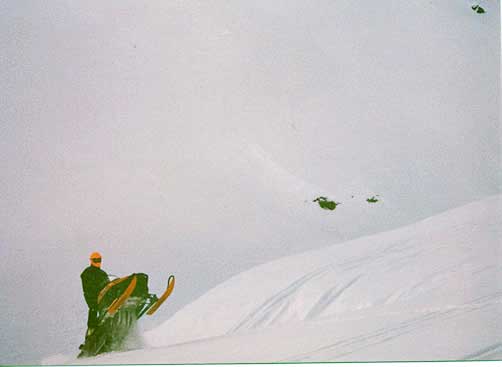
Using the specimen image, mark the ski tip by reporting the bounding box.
[167,275,175,289]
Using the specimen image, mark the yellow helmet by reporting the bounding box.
[89,252,102,267]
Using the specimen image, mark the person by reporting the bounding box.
[80,252,110,334]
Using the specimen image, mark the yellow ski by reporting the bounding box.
[147,275,175,315]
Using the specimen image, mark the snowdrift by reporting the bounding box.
[77,195,501,364]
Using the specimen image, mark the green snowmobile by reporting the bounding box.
[78,273,175,358]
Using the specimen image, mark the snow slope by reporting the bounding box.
[74,195,502,364]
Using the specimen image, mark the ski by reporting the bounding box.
[146,275,175,315]
[107,275,137,315]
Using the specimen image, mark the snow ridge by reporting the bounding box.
[104,194,501,363]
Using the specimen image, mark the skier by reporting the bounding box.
[80,252,110,335]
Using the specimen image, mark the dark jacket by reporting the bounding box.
[80,265,110,309]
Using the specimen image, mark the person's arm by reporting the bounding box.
[81,273,98,308]
[100,269,110,288]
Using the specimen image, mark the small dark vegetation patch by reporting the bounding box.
[366,196,379,203]
[313,197,340,211]
[471,4,486,13]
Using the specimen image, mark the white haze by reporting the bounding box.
[0,0,499,363]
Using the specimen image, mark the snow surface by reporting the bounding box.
[66,195,502,364]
